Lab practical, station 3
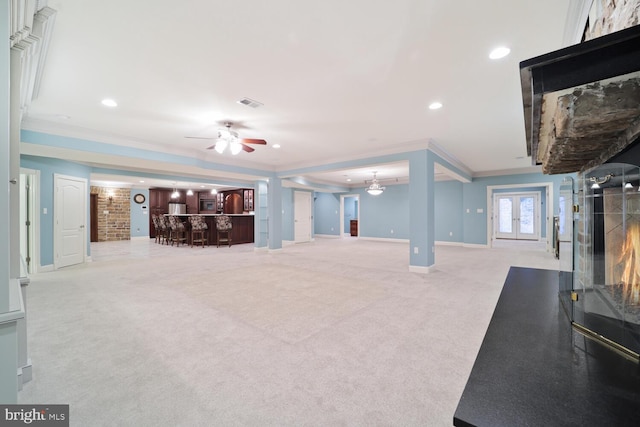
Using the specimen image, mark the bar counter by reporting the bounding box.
[169,214,254,245]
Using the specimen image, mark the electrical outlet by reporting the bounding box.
[449,231,453,236]
[413,247,419,254]
[390,229,394,234]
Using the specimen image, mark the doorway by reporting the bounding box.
[54,174,87,269]
[486,182,554,251]
[340,194,360,237]
[493,192,540,240]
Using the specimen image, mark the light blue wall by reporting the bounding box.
[462,173,570,245]
[314,192,340,236]
[435,180,463,242]
[20,155,93,266]
[313,172,571,247]
[361,184,410,239]
[130,188,150,238]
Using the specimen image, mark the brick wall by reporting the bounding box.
[91,186,131,241]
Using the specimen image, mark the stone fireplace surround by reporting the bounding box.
[520,24,640,176]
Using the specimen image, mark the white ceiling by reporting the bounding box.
[23,0,573,190]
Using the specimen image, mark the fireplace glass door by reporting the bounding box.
[574,163,640,355]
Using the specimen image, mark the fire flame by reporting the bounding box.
[618,223,640,305]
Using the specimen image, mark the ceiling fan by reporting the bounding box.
[186,122,267,154]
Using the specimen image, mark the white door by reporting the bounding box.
[495,193,540,240]
[294,191,312,243]
[54,174,87,268]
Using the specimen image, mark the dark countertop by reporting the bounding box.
[454,267,640,427]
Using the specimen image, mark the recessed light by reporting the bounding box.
[489,46,510,59]
[139,180,145,183]
[429,102,443,110]
[101,98,118,107]
[346,178,352,182]
[273,144,281,149]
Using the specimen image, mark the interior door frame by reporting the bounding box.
[493,191,541,240]
[339,194,360,237]
[53,174,88,269]
[486,182,553,251]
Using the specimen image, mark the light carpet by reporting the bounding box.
[18,238,558,426]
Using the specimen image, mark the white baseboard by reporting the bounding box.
[282,240,296,246]
[131,236,150,240]
[268,248,283,253]
[17,360,33,391]
[254,246,268,252]
[435,241,463,246]
[409,264,437,274]
[463,243,489,249]
[39,264,54,273]
[358,237,409,244]
[314,234,341,239]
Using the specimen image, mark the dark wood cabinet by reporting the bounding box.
[186,192,198,214]
[350,220,358,236]
[149,187,256,238]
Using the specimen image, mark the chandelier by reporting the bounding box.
[366,172,385,196]
[215,125,243,155]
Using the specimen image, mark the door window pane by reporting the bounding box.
[519,197,534,234]
[499,198,512,233]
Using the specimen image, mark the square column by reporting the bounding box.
[409,150,435,272]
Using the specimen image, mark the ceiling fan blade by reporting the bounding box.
[206,143,217,150]
[241,144,255,153]
[241,138,267,145]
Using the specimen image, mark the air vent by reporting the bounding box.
[237,97,263,108]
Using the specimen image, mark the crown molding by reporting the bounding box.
[472,165,543,178]
[427,139,474,178]
[563,0,592,46]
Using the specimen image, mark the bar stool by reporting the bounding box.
[168,215,188,246]
[156,215,170,245]
[188,215,208,248]
[152,214,162,244]
[215,215,232,247]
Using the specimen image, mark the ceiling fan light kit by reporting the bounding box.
[189,122,268,155]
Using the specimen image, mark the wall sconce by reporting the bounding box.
[107,191,114,203]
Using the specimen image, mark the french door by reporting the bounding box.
[494,192,540,240]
